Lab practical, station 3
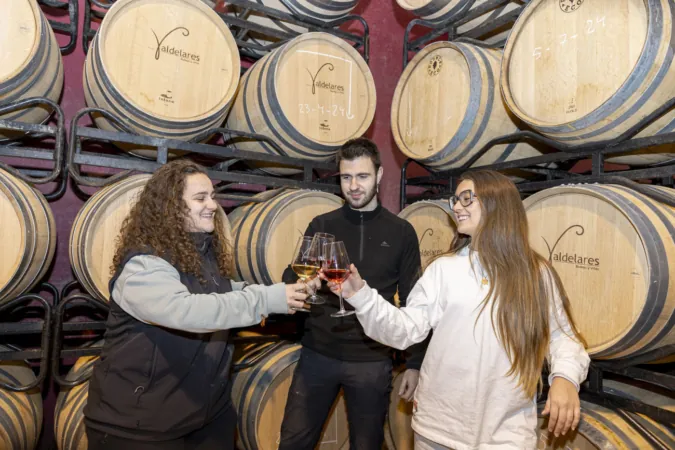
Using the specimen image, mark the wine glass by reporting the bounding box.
[291,237,320,309]
[308,232,335,303]
[322,241,355,318]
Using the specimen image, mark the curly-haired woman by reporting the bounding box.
[325,170,590,450]
[83,159,308,450]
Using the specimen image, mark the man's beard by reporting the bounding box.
[345,185,377,209]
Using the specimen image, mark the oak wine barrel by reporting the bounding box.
[392,41,550,173]
[523,184,675,360]
[456,1,525,45]
[83,0,240,158]
[384,369,415,450]
[234,0,360,56]
[225,32,376,174]
[229,189,343,285]
[536,380,674,449]
[70,174,233,302]
[395,0,473,24]
[501,0,675,165]
[0,347,43,450]
[398,200,456,271]
[54,355,97,450]
[384,374,674,449]
[231,342,349,450]
[0,0,63,140]
[0,169,56,304]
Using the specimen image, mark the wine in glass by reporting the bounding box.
[307,232,335,304]
[322,241,355,318]
[291,237,320,309]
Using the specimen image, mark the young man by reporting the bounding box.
[279,138,425,450]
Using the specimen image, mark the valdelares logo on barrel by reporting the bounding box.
[151,27,201,65]
[306,63,345,95]
[542,225,600,271]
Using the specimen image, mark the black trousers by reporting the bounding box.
[85,403,236,450]
[278,347,393,450]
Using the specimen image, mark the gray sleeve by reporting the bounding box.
[231,281,248,291]
[111,255,288,333]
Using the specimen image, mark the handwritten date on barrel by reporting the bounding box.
[299,103,355,120]
[532,16,606,60]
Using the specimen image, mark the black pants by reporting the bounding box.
[85,403,236,450]
[278,347,392,450]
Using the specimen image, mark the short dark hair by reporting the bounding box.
[336,137,381,171]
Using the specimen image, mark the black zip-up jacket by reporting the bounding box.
[84,235,235,441]
[283,203,426,368]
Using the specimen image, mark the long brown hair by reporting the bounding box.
[111,159,234,281]
[447,170,585,399]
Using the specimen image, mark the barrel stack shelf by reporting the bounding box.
[38,0,80,55]
[0,95,66,450]
[82,0,369,61]
[395,2,675,446]
[56,0,372,395]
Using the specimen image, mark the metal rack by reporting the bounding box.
[399,96,675,209]
[50,281,296,387]
[0,97,67,201]
[403,0,528,68]
[0,283,57,391]
[39,0,79,54]
[83,0,370,64]
[68,107,341,201]
[50,281,108,387]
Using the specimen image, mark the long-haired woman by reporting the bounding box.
[326,170,590,449]
[83,159,307,449]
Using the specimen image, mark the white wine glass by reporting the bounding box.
[291,236,321,309]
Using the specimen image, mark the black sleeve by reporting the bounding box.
[399,221,428,371]
[281,219,318,284]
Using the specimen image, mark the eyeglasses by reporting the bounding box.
[449,190,478,208]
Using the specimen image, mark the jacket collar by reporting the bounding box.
[190,232,214,255]
[341,203,383,224]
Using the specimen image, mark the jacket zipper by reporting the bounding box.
[359,212,364,262]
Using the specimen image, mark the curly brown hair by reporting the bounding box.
[111,159,234,281]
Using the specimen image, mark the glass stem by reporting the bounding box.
[338,283,345,312]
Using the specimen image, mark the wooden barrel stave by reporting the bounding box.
[54,355,98,450]
[501,0,675,158]
[231,342,349,449]
[537,379,675,449]
[0,1,64,140]
[384,374,675,449]
[523,184,675,360]
[70,175,234,302]
[0,170,56,304]
[225,32,376,174]
[398,200,456,271]
[236,0,360,57]
[230,189,343,285]
[392,41,550,173]
[395,0,473,25]
[384,368,415,450]
[457,0,526,45]
[83,0,240,158]
[0,347,43,450]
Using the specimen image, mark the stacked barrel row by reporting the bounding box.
[2,0,377,166]
[0,0,63,140]
[393,0,674,171]
[77,0,376,169]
